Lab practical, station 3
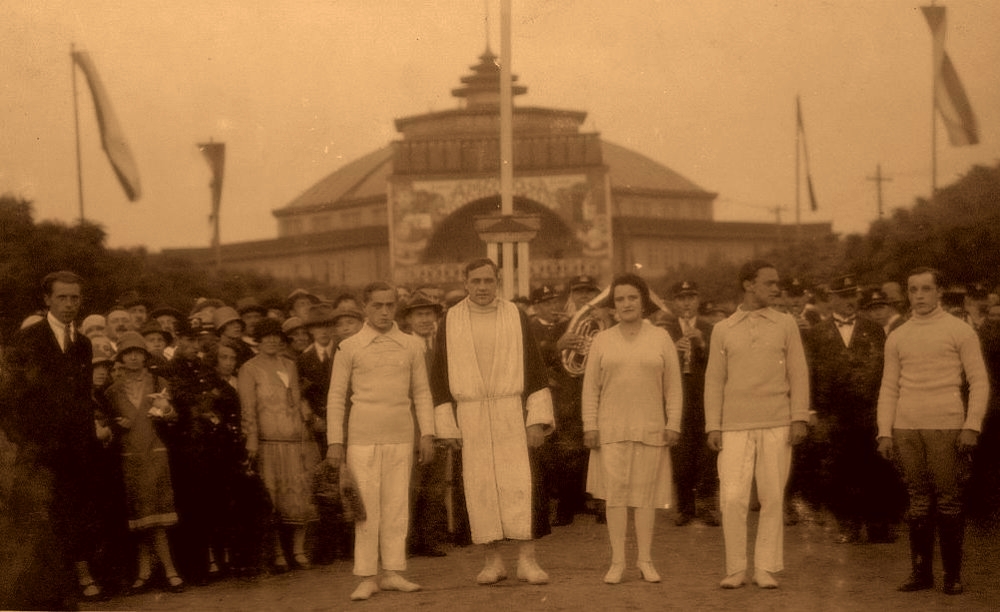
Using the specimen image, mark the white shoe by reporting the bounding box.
[720,570,746,589]
[637,560,661,583]
[752,568,778,589]
[516,558,549,584]
[476,562,508,585]
[350,579,379,600]
[603,562,625,584]
[380,573,421,592]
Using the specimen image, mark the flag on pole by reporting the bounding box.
[796,96,818,212]
[198,142,225,222]
[921,5,979,146]
[71,50,142,201]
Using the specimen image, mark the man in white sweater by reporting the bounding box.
[326,281,436,601]
[877,267,989,596]
[704,260,810,590]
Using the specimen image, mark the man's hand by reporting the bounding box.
[326,443,344,468]
[663,429,680,447]
[440,438,462,451]
[311,416,327,434]
[419,435,436,464]
[115,416,133,430]
[556,332,584,352]
[583,430,600,450]
[526,424,546,449]
[877,437,893,461]
[958,429,980,454]
[707,430,722,452]
[789,421,808,446]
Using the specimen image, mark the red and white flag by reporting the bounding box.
[921,6,979,146]
[72,50,142,200]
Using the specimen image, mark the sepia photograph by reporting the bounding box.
[2,1,999,609]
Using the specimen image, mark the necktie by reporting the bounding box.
[62,323,71,352]
[835,317,855,327]
[318,347,326,364]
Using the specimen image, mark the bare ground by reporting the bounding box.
[83,508,1000,612]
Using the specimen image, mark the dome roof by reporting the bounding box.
[274,139,711,215]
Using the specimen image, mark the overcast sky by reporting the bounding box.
[3,0,999,251]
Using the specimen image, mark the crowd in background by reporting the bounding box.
[1,264,999,608]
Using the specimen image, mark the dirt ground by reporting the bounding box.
[84,509,1000,612]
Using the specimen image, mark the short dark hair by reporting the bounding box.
[204,342,237,369]
[251,317,286,343]
[463,258,499,279]
[906,266,943,289]
[738,260,776,290]
[609,273,655,315]
[362,281,396,304]
[42,270,83,296]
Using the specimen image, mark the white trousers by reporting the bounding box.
[717,426,791,575]
[347,442,413,576]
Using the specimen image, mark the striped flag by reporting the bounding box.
[921,6,979,146]
[796,96,818,212]
[72,50,142,200]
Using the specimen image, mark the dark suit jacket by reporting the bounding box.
[1,318,94,472]
[805,317,885,430]
[658,315,713,434]
[298,344,335,419]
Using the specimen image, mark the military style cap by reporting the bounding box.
[530,285,561,305]
[569,275,600,291]
[670,280,699,298]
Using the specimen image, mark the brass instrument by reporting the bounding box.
[560,286,610,377]
[559,282,672,378]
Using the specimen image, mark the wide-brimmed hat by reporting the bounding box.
[90,334,116,364]
[236,297,267,316]
[286,288,321,311]
[213,306,243,331]
[402,292,445,315]
[139,320,173,346]
[114,331,150,361]
[149,305,184,321]
[81,314,107,337]
[306,302,338,327]
[331,304,365,324]
[827,275,860,295]
[282,316,307,335]
[119,290,152,310]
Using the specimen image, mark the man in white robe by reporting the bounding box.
[430,258,555,585]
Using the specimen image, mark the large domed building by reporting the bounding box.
[167,49,830,290]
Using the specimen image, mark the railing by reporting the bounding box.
[393,257,604,289]
[393,134,602,175]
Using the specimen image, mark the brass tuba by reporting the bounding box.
[560,286,611,377]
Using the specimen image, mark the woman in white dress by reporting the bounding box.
[582,274,683,584]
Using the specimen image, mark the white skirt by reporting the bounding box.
[586,441,674,509]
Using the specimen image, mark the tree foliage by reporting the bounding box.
[0,196,296,343]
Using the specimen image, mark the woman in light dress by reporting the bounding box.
[582,274,683,584]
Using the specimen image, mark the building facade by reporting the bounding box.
[166,49,831,291]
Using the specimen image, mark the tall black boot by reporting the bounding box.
[898,517,935,591]
[939,514,965,595]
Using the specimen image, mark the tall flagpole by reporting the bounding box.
[500,0,515,299]
[71,43,85,222]
[794,97,801,242]
[930,13,938,200]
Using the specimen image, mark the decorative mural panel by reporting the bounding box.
[389,174,611,272]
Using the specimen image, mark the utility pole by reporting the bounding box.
[768,205,786,242]
[866,163,892,219]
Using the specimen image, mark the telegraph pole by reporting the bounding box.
[866,163,892,219]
